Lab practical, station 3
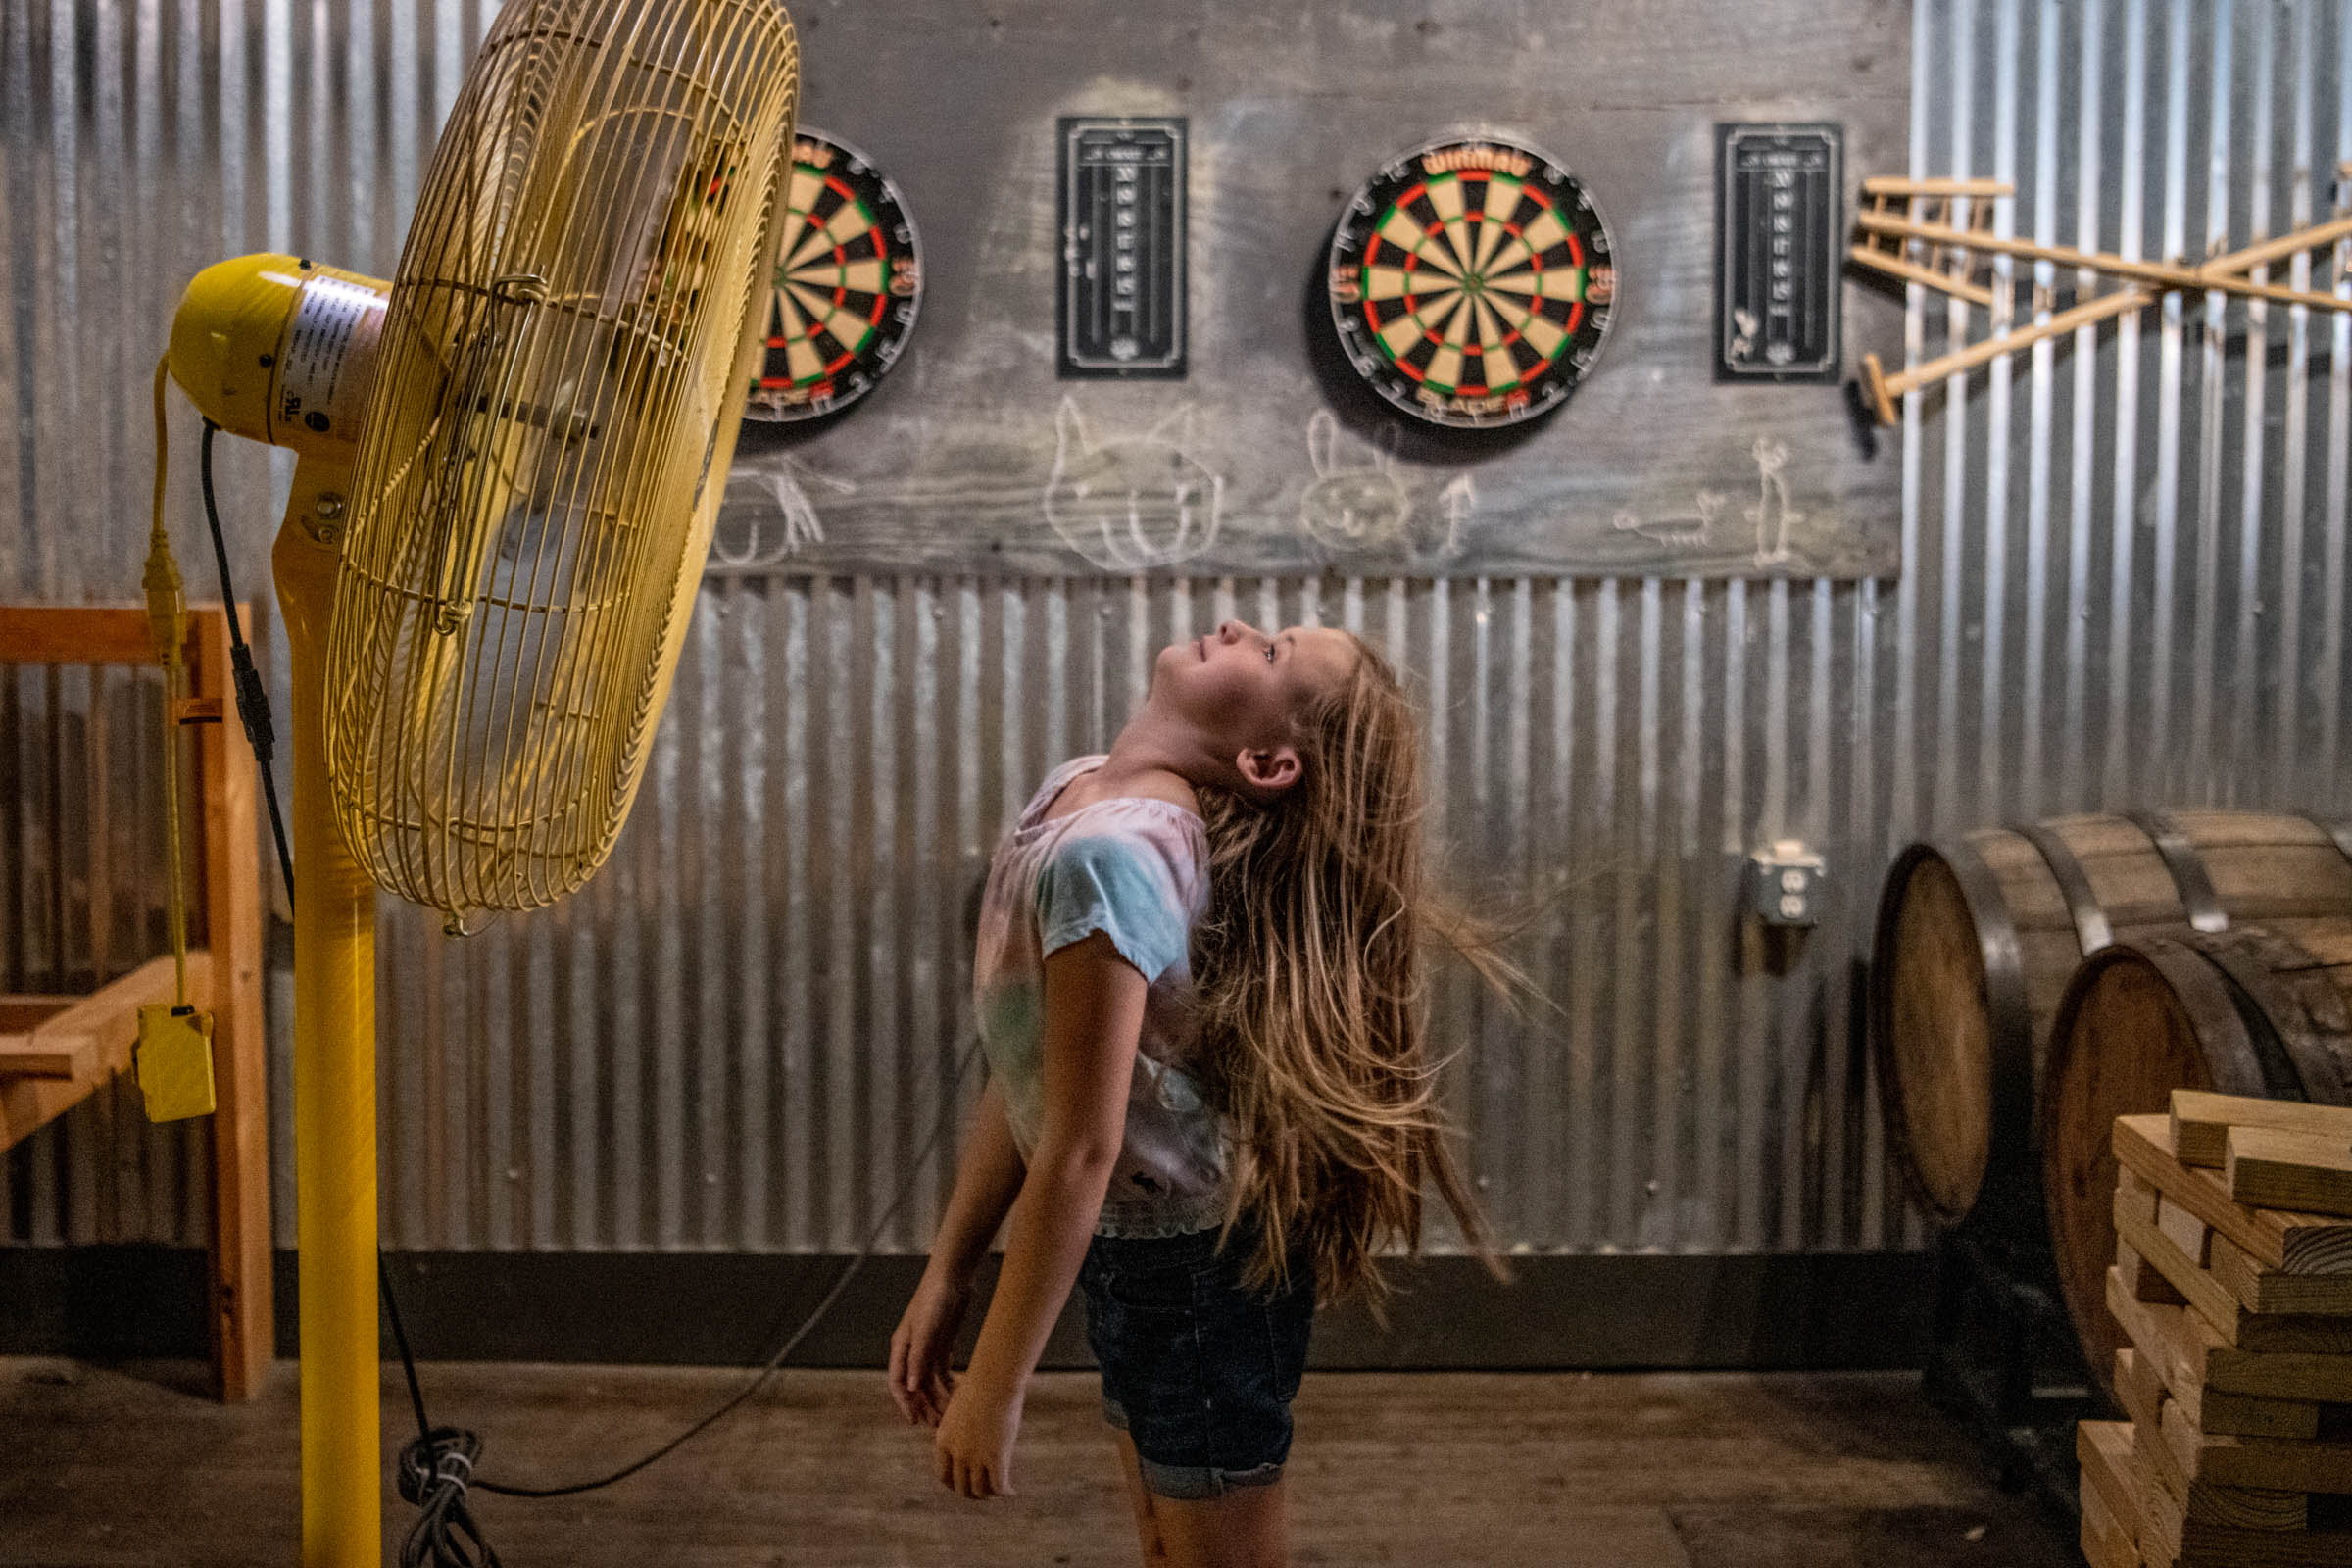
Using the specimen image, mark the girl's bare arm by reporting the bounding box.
[924,1076,1026,1283]
[958,931,1142,1396]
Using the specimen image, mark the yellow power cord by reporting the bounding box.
[136,357,216,1122]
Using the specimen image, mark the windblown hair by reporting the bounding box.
[1192,633,1517,1319]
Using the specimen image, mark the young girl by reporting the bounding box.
[886,618,1511,1566]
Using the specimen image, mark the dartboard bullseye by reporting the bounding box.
[1327,136,1615,429]
[746,130,922,421]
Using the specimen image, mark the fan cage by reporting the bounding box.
[322,0,799,921]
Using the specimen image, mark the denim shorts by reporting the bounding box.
[1076,1211,1316,1502]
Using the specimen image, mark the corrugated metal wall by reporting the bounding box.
[5,0,2348,1261]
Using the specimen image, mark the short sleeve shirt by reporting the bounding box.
[972,756,1230,1237]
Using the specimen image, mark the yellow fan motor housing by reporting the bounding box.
[167,254,389,459]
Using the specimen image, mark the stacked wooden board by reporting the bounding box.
[2081,1092,2352,1567]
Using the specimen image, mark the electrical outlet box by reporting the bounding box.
[1748,840,1826,927]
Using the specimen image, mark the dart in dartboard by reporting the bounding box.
[1326,134,1616,430]
[747,129,923,421]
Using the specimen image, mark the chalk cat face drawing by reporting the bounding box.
[1298,410,1410,553]
[1044,398,1224,571]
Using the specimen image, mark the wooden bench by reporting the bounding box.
[0,605,270,1401]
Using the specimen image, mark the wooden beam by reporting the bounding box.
[2160,1394,2352,1496]
[0,604,229,669]
[0,606,162,665]
[2106,1263,2352,1403]
[1844,243,1997,306]
[2115,1349,2310,1532]
[1860,175,2015,197]
[2113,1189,2352,1353]
[189,605,273,1404]
[0,996,98,1078]
[2200,214,2352,280]
[2120,1234,2190,1307]
[2174,1090,2352,1169]
[1857,287,2155,420]
[2078,1421,2150,1559]
[2211,1231,2352,1318]
[2077,1480,2137,1568]
[1853,210,2352,313]
[0,956,202,1151]
[2115,1114,2352,1275]
[2230,1126,2352,1218]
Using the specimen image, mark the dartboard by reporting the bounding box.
[1326,136,1615,429]
[745,130,921,421]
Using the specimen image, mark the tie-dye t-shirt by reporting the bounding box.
[973,755,1231,1238]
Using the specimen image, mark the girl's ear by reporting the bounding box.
[1235,745,1302,797]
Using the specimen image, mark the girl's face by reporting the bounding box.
[1152,620,1358,790]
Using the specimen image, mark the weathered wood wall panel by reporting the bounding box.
[713,0,1911,579]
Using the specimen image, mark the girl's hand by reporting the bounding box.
[887,1269,971,1428]
[933,1374,1024,1499]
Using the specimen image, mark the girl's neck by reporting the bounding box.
[1072,710,1214,813]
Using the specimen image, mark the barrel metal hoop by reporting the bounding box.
[2017,822,2114,955]
[2128,935,2282,1100]
[2194,928,2349,1105]
[2187,934,2317,1102]
[2123,807,2229,934]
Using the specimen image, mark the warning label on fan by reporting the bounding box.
[276,273,386,443]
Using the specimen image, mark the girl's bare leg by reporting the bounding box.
[1109,1429,1290,1568]
[1153,1478,1289,1568]
[1110,1429,1172,1566]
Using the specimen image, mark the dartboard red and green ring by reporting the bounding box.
[745,130,922,421]
[1327,136,1615,428]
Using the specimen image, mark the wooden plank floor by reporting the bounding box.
[0,1359,2078,1567]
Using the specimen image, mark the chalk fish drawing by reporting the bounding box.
[1298,411,1409,552]
[1044,398,1224,571]
[1746,437,1803,566]
[1605,441,1809,566]
[1610,491,1725,550]
[710,455,856,569]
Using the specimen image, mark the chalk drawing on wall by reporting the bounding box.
[1745,437,1803,566]
[710,456,857,569]
[1605,441,1810,567]
[1298,411,1410,552]
[1611,493,1724,550]
[1433,472,1476,559]
[1043,397,1225,570]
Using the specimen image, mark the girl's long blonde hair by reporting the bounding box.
[1192,632,1517,1318]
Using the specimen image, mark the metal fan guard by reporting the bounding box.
[321,0,800,921]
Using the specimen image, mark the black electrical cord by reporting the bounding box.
[196,418,984,1565]
[197,422,294,916]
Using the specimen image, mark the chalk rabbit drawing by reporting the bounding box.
[1043,398,1224,571]
[1298,410,1410,553]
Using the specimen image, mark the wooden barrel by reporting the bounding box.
[1873,810,2352,1227]
[2042,920,2352,1397]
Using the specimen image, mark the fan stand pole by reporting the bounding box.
[274,463,382,1568]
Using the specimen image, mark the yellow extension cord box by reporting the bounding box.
[134,1004,215,1122]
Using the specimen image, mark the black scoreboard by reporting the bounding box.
[1057,116,1189,378]
[1714,122,1843,383]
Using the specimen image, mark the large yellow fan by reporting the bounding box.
[162,2,799,1561]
